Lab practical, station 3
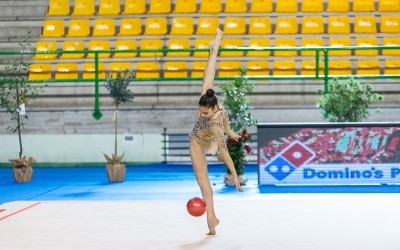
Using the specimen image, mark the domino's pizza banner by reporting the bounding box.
[257,123,400,185]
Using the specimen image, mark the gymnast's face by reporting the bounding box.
[199,105,217,119]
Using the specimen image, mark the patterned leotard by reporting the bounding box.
[189,102,228,155]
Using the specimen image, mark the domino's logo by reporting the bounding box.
[264,141,316,181]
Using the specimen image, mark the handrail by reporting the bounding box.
[1,45,399,120]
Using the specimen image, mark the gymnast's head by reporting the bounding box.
[198,89,218,119]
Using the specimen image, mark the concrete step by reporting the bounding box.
[0,104,398,134]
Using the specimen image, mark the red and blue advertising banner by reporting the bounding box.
[258,123,400,185]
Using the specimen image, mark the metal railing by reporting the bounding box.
[161,128,258,163]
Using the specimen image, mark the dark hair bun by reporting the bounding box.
[206,89,214,97]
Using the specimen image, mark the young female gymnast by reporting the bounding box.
[189,28,243,236]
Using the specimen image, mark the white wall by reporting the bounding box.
[0,134,163,164]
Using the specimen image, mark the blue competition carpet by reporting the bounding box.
[1,163,399,205]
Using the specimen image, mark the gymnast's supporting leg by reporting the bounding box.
[190,140,219,235]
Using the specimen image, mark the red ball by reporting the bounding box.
[186,197,206,217]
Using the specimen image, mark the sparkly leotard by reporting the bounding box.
[189,101,228,155]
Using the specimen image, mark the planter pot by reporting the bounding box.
[13,166,33,183]
[224,173,248,186]
[106,163,126,183]
[103,153,126,183]
[10,157,35,183]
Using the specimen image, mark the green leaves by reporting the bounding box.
[0,37,42,131]
[316,78,383,122]
[221,67,257,175]
[221,67,257,132]
[0,32,43,158]
[104,70,135,105]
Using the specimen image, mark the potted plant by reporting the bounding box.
[103,69,135,182]
[316,78,383,122]
[0,33,43,182]
[220,67,257,186]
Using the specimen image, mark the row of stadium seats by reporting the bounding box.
[47,0,400,16]
[28,59,400,80]
[33,37,400,60]
[41,15,400,38]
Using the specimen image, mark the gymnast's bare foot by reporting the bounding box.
[209,28,223,53]
[207,217,220,235]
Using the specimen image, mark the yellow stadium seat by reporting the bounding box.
[219,61,241,77]
[164,61,188,78]
[328,37,351,56]
[136,62,160,78]
[148,0,171,13]
[144,17,167,35]
[302,0,323,12]
[170,17,194,35]
[274,38,297,57]
[354,16,376,34]
[275,17,298,34]
[191,61,207,77]
[60,40,85,59]
[382,37,400,56]
[140,39,163,57]
[357,60,380,75]
[221,38,244,57]
[87,40,110,58]
[353,0,375,11]
[273,60,296,75]
[327,0,350,12]
[247,61,269,76]
[167,38,190,57]
[250,0,272,12]
[199,0,222,13]
[223,17,246,35]
[301,38,323,56]
[328,60,352,75]
[72,0,95,15]
[225,0,247,12]
[355,37,378,56]
[97,0,120,15]
[34,41,58,60]
[381,16,400,33]
[92,19,115,37]
[301,60,325,76]
[276,0,298,13]
[113,40,137,58]
[109,62,133,72]
[29,64,52,80]
[83,62,106,79]
[302,16,324,34]
[109,62,133,77]
[122,0,146,14]
[42,20,65,37]
[379,0,400,12]
[249,17,271,35]
[47,0,70,15]
[328,16,350,34]
[117,18,142,36]
[196,17,219,35]
[194,38,212,57]
[174,0,197,12]
[248,38,270,57]
[384,59,400,74]
[55,63,78,79]
[66,19,90,37]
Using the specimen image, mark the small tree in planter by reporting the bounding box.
[220,67,257,186]
[0,33,43,182]
[316,78,383,122]
[103,70,135,182]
